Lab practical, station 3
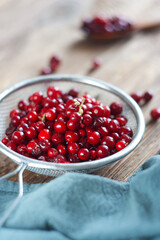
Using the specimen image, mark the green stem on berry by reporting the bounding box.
[78,98,85,115]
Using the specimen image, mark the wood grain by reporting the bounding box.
[0,0,160,183]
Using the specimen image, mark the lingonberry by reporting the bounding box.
[57,144,66,155]
[107,119,120,132]
[88,131,100,145]
[143,90,153,103]
[83,114,92,125]
[116,116,127,126]
[26,127,37,139]
[97,145,110,158]
[116,140,127,151]
[18,100,28,110]
[91,59,101,71]
[110,102,122,116]
[6,141,17,151]
[110,132,120,143]
[49,56,61,72]
[11,115,21,126]
[130,92,143,104]
[120,134,132,143]
[38,129,51,141]
[32,91,43,104]
[101,136,115,149]
[90,149,97,160]
[67,143,80,154]
[78,148,90,161]
[12,131,25,144]
[119,126,133,137]
[53,154,68,163]
[65,131,79,143]
[68,154,80,163]
[98,126,109,137]
[45,121,54,131]
[17,144,26,155]
[10,109,20,118]
[54,120,67,133]
[38,155,49,161]
[5,125,16,138]
[151,108,160,120]
[35,121,45,132]
[92,105,104,117]
[40,67,52,75]
[78,129,86,137]
[2,137,9,145]
[28,111,38,122]
[51,132,64,145]
[103,106,110,118]
[32,144,42,156]
[27,141,36,154]
[39,139,51,152]
[47,86,61,99]
[48,148,58,158]
[67,119,79,131]
[45,108,57,121]
[68,88,79,98]
[70,112,81,123]
[17,123,29,132]
[57,104,65,113]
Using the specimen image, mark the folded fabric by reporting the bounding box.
[0,155,160,240]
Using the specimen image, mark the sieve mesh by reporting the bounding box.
[0,75,144,176]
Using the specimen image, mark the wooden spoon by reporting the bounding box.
[86,21,160,41]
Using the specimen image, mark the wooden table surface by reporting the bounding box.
[0,0,160,183]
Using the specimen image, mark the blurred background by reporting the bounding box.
[0,0,160,182]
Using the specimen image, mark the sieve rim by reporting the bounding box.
[0,74,145,171]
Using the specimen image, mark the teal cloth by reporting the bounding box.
[0,155,160,240]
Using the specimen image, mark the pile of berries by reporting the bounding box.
[2,86,133,163]
[82,16,132,36]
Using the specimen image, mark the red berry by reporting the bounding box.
[49,56,61,72]
[67,143,80,154]
[53,154,67,163]
[17,144,26,155]
[6,141,17,151]
[45,108,57,121]
[120,134,132,143]
[92,105,104,117]
[90,149,97,160]
[103,106,110,117]
[67,119,79,131]
[51,132,64,145]
[12,131,25,144]
[116,140,127,151]
[17,123,28,132]
[78,148,90,161]
[5,125,16,138]
[28,111,38,122]
[48,148,58,158]
[65,131,79,143]
[92,59,101,70]
[78,129,86,137]
[130,92,143,104]
[54,120,67,133]
[26,127,37,139]
[39,139,51,152]
[32,92,43,104]
[18,100,28,110]
[10,109,20,118]
[35,121,45,132]
[143,90,153,103]
[27,141,36,154]
[83,114,92,125]
[119,126,133,137]
[47,86,61,99]
[151,108,160,120]
[98,126,109,137]
[116,116,127,126]
[38,129,51,140]
[57,144,66,155]
[40,67,52,75]
[11,115,21,126]
[88,131,100,145]
[110,102,122,116]
[108,119,120,132]
[101,136,115,149]
[2,137,9,145]
[68,88,79,97]
[97,145,110,158]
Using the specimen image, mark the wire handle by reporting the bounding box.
[0,163,26,227]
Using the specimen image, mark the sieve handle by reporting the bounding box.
[0,163,26,227]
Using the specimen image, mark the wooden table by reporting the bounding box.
[0,0,160,183]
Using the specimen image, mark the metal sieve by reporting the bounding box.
[0,75,145,226]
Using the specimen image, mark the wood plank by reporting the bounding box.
[0,0,159,183]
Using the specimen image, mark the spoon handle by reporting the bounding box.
[134,21,160,31]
